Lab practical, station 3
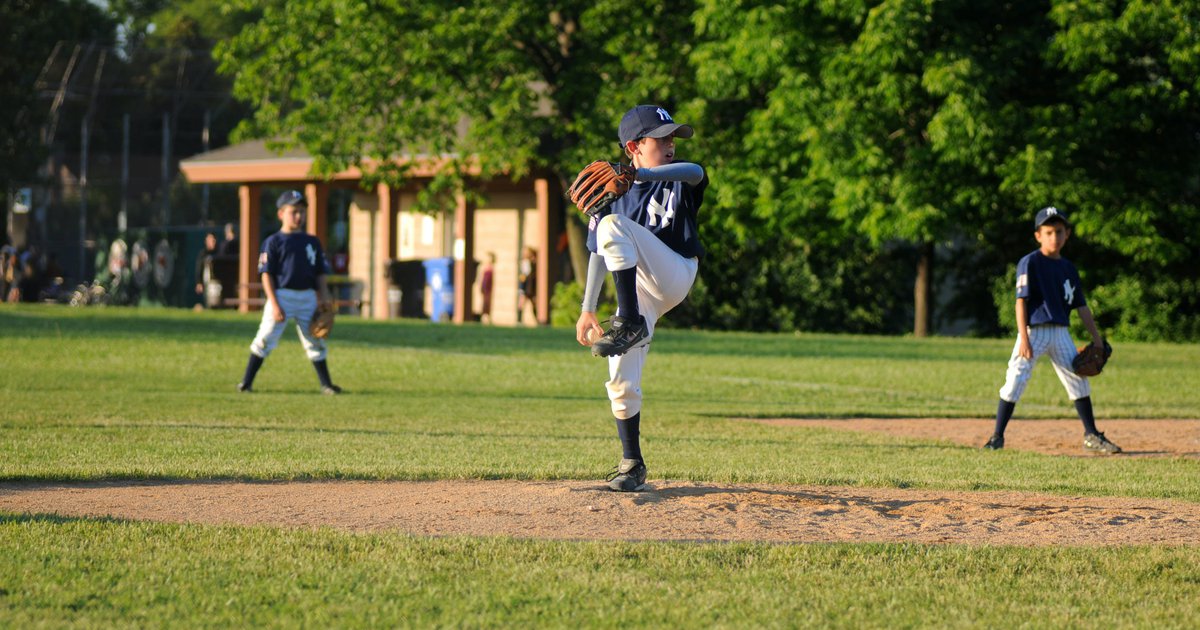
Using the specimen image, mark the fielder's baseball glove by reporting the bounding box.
[310,301,335,339]
[1072,339,1112,377]
[567,161,637,217]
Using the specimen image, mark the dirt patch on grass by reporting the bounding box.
[3,477,1199,546]
[745,418,1200,458]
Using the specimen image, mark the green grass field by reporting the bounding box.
[2,305,1198,627]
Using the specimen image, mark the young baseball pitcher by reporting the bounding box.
[570,104,708,491]
[986,206,1120,453]
[237,190,342,395]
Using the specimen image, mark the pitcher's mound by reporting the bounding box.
[3,478,1199,546]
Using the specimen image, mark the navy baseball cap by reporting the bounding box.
[618,105,694,146]
[1034,206,1069,228]
[276,190,307,209]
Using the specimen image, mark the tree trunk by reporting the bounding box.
[914,242,934,337]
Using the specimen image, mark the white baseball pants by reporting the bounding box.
[249,288,327,361]
[596,214,698,419]
[998,324,1089,403]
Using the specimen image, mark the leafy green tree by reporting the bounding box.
[213,0,1200,340]
[792,0,1061,336]
[672,1,916,333]
[992,0,1200,340]
[687,0,1044,335]
[216,0,696,279]
[691,0,1199,339]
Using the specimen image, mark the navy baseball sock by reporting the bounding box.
[994,399,1016,437]
[612,267,640,320]
[312,360,334,388]
[242,354,264,388]
[1074,396,1099,435]
[615,413,642,461]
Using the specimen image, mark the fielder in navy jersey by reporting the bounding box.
[986,206,1120,453]
[575,104,707,491]
[237,190,342,395]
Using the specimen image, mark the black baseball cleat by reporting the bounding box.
[1083,431,1121,454]
[591,315,649,358]
[321,384,343,396]
[605,458,648,492]
[983,434,1004,450]
[236,382,253,393]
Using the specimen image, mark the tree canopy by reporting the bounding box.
[218,0,702,277]
[213,0,1200,340]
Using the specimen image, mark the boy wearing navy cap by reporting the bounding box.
[575,104,708,490]
[237,190,342,395]
[986,207,1119,453]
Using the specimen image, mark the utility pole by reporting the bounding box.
[80,117,88,281]
[161,113,170,226]
[201,109,210,224]
[120,113,129,233]
[80,47,106,281]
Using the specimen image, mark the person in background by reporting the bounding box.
[517,246,537,324]
[0,246,13,302]
[195,232,219,306]
[236,190,341,395]
[480,252,496,324]
[220,223,239,257]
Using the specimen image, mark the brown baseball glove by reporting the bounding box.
[310,301,335,339]
[1072,339,1112,377]
[567,161,637,217]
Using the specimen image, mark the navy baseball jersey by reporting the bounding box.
[587,163,707,259]
[1015,250,1086,326]
[258,232,329,290]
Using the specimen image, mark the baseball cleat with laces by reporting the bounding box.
[591,315,649,358]
[605,458,648,492]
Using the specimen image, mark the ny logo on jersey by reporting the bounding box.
[1063,279,1075,304]
[646,188,677,228]
[656,107,672,122]
[306,243,317,267]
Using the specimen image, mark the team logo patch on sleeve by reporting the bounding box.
[1016,273,1028,289]
[259,252,268,266]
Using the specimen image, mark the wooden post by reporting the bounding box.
[372,183,394,320]
[452,193,475,323]
[238,184,261,313]
[304,182,329,241]
[534,178,552,325]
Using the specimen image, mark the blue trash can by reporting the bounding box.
[422,257,454,322]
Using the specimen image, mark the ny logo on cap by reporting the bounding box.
[1045,207,1058,216]
[656,107,672,122]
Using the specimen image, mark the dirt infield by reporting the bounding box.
[2,419,1197,546]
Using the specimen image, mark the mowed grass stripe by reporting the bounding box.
[1,305,1197,500]
[1,516,1198,628]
